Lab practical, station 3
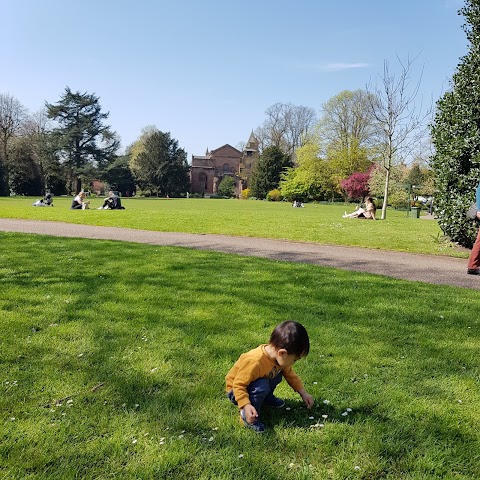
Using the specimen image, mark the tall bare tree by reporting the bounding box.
[0,93,27,194]
[255,102,316,158]
[366,56,431,220]
[22,108,64,193]
[318,90,377,155]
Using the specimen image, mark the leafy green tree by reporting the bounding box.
[130,129,190,196]
[217,176,235,197]
[305,90,377,199]
[279,143,330,201]
[430,0,480,247]
[368,163,410,209]
[279,168,308,202]
[127,125,157,169]
[250,146,292,198]
[325,137,373,195]
[46,87,120,193]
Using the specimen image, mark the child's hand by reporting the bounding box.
[243,404,258,424]
[299,389,314,409]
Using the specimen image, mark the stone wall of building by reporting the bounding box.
[190,133,259,197]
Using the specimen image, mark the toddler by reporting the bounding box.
[226,320,314,432]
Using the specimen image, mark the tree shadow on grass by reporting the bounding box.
[2,234,480,477]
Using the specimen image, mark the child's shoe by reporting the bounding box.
[264,396,285,409]
[240,409,265,433]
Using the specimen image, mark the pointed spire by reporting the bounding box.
[247,130,258,144]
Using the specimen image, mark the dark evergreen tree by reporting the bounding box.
[46,87,120,193]
[132,130,190,196]
[9,138,43,195]
[27,127,66,195]
[217,176,235,197]
[431,0,480,247]
[250,146,292,199]
[103,155,136,196]
[406,164,425,188]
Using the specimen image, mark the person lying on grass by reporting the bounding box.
[226,320,314,432]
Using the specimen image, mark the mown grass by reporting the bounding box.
[1,233,479,479]
[0,196,462,257]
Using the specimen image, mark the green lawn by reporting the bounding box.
[1,233,479,479]
[0,196,464,257]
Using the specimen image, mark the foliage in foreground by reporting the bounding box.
[431,0,480,248]
[1,233,479,479]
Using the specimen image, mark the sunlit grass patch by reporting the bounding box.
[0,195,457,256]
[0,233,479,479]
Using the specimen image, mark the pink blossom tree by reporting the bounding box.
[341,170,371,200]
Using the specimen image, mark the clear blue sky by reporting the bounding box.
[0,0,468,160]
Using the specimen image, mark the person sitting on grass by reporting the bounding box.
[226,320,314,433]
[343,197,376,220]
[97,190,125,210]
[71,191,89,210]
[32,192,53,207]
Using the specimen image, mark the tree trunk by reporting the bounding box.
[381,168,391,220]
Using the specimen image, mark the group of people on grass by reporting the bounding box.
[32,190,125,210]
[70,190,124,210]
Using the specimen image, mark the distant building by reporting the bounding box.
[190,132,259,197]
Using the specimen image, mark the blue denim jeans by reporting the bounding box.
[227,373,282,412]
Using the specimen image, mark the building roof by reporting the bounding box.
[210,144,242,156]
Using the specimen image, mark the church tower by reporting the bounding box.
[240,131,259,181]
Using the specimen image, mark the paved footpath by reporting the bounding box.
[1,218,478,291]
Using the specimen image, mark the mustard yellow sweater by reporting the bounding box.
[225,344,304,409]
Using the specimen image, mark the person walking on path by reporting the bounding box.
[467,181,480,275]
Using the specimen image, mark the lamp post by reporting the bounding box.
[406,184,417,217]
[407,184,412,217]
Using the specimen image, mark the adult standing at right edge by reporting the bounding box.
[467,181,480,275]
